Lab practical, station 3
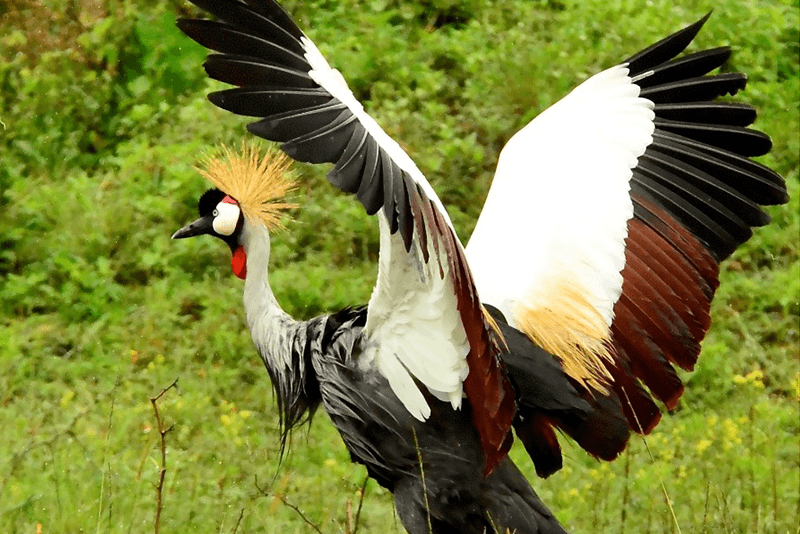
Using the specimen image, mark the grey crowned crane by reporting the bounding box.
[171,1,788,532]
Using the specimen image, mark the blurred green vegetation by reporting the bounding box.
[1,0,798,533]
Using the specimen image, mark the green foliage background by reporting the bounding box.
[1,0,797,532]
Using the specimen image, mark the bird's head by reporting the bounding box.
[172,144,295,280]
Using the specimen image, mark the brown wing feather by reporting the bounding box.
[608,196,721,418]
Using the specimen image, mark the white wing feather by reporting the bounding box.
[466,65,655,333]
[361,213,470,420]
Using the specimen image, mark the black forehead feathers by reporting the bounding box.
[198,188,226,216]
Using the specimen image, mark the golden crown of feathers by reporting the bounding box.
[197,143,297,229]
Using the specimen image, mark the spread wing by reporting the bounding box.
[465,14,788,436]
[177,0,515,471]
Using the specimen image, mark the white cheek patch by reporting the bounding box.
[212,201,241,236]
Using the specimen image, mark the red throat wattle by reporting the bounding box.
[231,246,247,280]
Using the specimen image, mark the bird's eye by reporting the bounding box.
[213,209,219,217]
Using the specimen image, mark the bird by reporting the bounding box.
[170,1,788,532]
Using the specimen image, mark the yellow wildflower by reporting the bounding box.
[722,418,741,450]
[60,389,75,407]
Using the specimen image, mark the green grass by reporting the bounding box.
[1,0,798,532]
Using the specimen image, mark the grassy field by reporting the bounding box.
[1,0,798,532]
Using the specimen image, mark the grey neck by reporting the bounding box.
[240,220,318,441]
[240,221,300,374]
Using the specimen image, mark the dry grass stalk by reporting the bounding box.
[150,378,179,534]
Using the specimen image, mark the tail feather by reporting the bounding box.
[488,306,633,477]
[515,414,563,478]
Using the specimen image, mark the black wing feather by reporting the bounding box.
[211,87,332,117]
[204,54,315,88]
[177,19,308,71]
[643,147,769,227]
[654,102,757,127]
[183,0,305,54]
[281,110,359,164]
[248,101,348,142]
[640,73,748,104]
[380,150,399,234]
[625,12,711,74]
[329,127,370,193]
[651,131,786,205]
[633,47,732,88]
[638,155,754,242]
[356,139,384,215]
[241,0,305,40]
[653,118,772,157]
[394,172,413,251]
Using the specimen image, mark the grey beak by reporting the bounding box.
[172,215,214,239]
